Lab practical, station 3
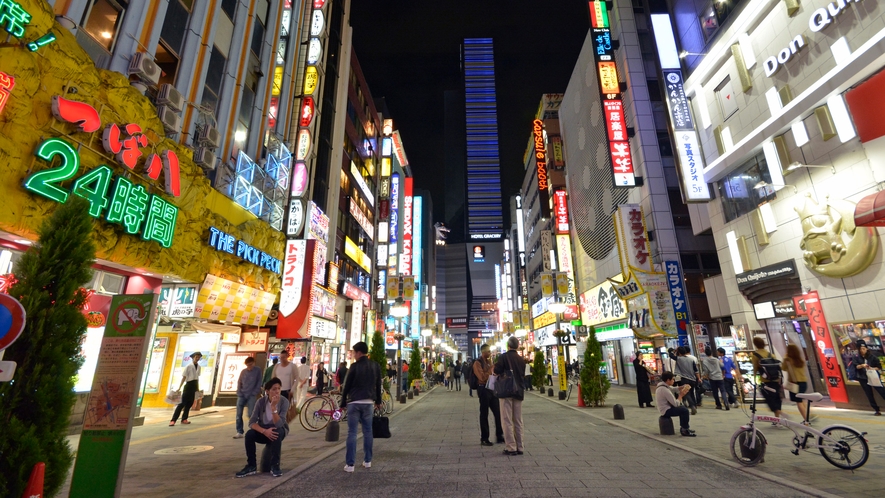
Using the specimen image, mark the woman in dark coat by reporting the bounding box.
[634,356,654,408]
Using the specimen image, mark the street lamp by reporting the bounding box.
[390,298,409,397]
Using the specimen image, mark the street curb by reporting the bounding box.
[245,386,438,498]
[533,391,842,498]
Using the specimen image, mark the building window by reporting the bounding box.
[201,46,226,114]
[717,152,775,223]
[80,0,127,52]
[88,270,127,295]
[221,0,237,19]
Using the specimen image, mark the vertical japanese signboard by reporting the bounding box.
[400,177,413,275]
[589,1,635,187]
[802,291,848,403]
[553,190,569,234]
[70,293,158,498]
[664,260,691,347]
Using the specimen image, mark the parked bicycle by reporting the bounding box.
[730,380,869,470]
[565,372,580,401]
[299,391,345,432]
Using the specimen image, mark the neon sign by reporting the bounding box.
[589,1,609,28]
[208,227,281,273]
[553,190,569,234]
[0,0,30,38]
[0,72,15,117]
[532,119,551,218]
[299,97,315,127]
[23,97,180,247]
[390,174,400,244]
[400,177,413,275]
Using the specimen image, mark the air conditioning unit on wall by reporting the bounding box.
[194,147,217,170]
[156,105,181,134]
[198,125,221,149]
[157,84,185,112]
[128,53,161,86]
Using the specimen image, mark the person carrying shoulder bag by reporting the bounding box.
[494,337,526,455]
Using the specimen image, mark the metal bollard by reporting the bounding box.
[259,445,272,472]
[659,416,675,435]
[325,420,340,441]
[408,391,414,399]
[612,404,625,420]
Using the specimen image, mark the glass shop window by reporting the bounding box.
[80,0,128,52]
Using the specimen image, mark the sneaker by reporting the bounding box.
[344,465,355,473]
[690,408,697,415]
[715,406,723,410]
[725,405,731,411]
[233,433,244,439]
[480,440,494,447]
[236,465,257,478]
[271,465,282,477]
[362,461,371,468]
[181,420,191,425]
[169,421,175,426]
[680,429,697,437]
[876,411,882,416]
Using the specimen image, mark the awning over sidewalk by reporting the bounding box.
[854,190,885,227]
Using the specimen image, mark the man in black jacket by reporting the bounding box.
[340,341,382,472]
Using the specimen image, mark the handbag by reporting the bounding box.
[372,416,391,438]
[868,369,883,388]
[783,363,799,393]
[286,398,299,424]
[493,354,524,400]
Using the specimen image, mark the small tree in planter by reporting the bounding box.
[532,351,547,391]
[407,347,422,388]
[369,330,387,371]
[580,326,610,407]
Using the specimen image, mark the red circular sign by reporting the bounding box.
[111,300,147,334]
[0,294,27,351]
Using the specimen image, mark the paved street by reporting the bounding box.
[56,381,883,497]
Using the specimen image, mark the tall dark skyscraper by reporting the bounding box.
[462,38,503,240]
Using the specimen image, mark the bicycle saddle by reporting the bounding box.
[795,392,824,402]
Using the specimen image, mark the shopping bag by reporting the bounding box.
[164,391,182,405]
[372,416,391,438]
[868,370,883,388]
[486,374,497,391]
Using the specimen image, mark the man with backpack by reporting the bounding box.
[751,337,784,419]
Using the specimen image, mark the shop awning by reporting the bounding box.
[854,190,885,227]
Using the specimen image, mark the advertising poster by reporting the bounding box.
[142,337,168,394]
[219,354,250,393]
[70,293,158,498]
[171,333,220,395]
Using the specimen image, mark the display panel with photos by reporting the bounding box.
[830,320,885,383]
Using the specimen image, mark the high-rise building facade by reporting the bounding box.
[462,38,503,241]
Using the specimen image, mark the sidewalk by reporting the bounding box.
[261,385,803,498]
[538,382,885,497]
[57,394,428,498]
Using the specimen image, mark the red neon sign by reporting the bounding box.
[401,177,413,275]
[553,190,569,234]
[603,100,627,142]
[0,72,14,116]
[299,96,315,127]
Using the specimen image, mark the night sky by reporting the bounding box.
[349,1,590,224]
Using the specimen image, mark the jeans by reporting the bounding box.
[709,379,729,408]
[663,406,691,430]
[859,379,885,411]
[676,379,697,409]
[235,394,258,434]
[346,403,374,466]
[723,377,737,404]
[245,427,286,467]
[500,398,523,452]
[171,380,198,422]
[478,386,503,442]
[454,374,461,391]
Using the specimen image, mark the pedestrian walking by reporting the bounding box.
[296,357,310,407]
[446,362,455,391]
[674,347,699,415]
[263,357,278,386]
[272,353,299,403]
[524,360,533,391]
[751,337,784,419]
[474,344,504,446]
[340,341,382,472]
[718,347,739,408]
[656,372,697,437]
[495,337,526,455]
[336,361,348,389]
[684,346,704,406]
[633,356,654,408]
[315,363,328,396]
[853,340,885,415]
[235,377,289,478]
[782,344,809,420]
[453,360,462,391]
[234,357,263,438]
[464,359,475,397]
[701,347,729,410]
[545,359,553,386]
[170,351,202,426]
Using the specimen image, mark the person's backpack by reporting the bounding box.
[753,351,782,382]
[465,359,480,390]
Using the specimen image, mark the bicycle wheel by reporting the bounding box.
[730,427,767,466]
[300,396,333,432]
[331,393,347,421]
[818,425,869,470]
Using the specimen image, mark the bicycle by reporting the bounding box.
[565,373,580,401]
[299,391,345,432]
[730,380,869,470]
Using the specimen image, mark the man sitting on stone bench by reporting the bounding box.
[656,371,696,437]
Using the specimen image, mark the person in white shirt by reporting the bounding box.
[656,371,696,437]
[272,353,299,402]
[296,357,310,406]
[170,351,202,426]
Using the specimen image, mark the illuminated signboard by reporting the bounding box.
[345,236,372,273]
[291,162,308,197]
[349,198,374,240]
[287,198,305,237]
[24,97,179,247]
[296,130,311,160]
[304,66,318,95]
[553,190,569,234]
[299,97,315,127]
[391,131,409,166]
[675,131,710,201]
[400,177,413,275]
[307,38,322,64]
[550,134,565,169]
[389,173,400,244]
[350,161,374,206]
[310,10,325,36]
[280,240,307,317]
[410,195,424,334]
[473,245,485,261]
[589,0,609,28]
[376,244,388,268]
[603,100,627,141]
[0,72,14,116]
[598,62,620,95]
[231,145,290,228]
[531,119,551,218]
[208,226,282,273]
[381,137,392,157]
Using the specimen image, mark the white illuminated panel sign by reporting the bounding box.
[349,198,374,241]
[280,240,307,317]
[307,38,322,64]
[674,131,711,201]
[310,10,325,36]
[350,161,375,206]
